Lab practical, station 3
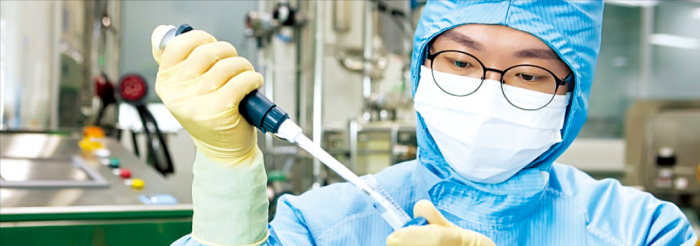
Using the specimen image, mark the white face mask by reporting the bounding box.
[414,66,570,184]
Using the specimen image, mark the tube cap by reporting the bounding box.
[403,217,428,227]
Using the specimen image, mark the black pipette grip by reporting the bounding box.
[239,89,289,134]
[175,24,193,35]
[174,24,289,134]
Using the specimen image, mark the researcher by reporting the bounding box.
[153,1,697,245]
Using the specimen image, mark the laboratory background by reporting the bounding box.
[1,0,699,245]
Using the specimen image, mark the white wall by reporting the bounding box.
[119,0,257,102]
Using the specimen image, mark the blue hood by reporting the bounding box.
[411,1,604,185]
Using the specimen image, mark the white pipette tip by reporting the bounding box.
[276,121,303,144]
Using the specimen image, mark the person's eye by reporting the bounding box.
[516,73,541,82]
[450,59,471,68]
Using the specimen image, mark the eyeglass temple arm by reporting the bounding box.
[561,73,575,92]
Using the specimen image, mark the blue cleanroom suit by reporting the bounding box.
[175,1,697,245]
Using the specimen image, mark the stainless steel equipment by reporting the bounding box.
[0,1,121,130]
[0,132,191,207]
[0,156,108,188]
[324,120,417,181]
[0,132,192,245]
[625,100,700,209]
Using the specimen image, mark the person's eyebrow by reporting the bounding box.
[442,31,485,51]
[514,48,560,60]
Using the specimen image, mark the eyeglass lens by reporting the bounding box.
[430,51,560,110]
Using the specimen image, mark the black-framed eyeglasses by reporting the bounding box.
[427,50,573,111]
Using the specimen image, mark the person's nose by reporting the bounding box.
[484,70,502,81]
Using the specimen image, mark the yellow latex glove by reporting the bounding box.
[387,200,496,246]
[151,25,263,164]
[151,26,269,246]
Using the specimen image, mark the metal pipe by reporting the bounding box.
[639,6,654,99]
[250,0,277,167]
[389,123,399,165]
[295,0,314,138]
[311,0,325,188]
[332,0,351,34]
[294,2,304,126]
[49,1,63,130]
[348,118,359,172]
[80,1,96,127]
[264,40,275,165]
[362,1,375,101]
[0,72,4,129]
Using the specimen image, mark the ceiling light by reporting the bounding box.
[606,0,658,7]
[649,33,700,49]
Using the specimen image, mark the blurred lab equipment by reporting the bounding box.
[242,0,316,192]
[325,120,417,179]
[625,100,700,210]
[117,74,174,175]
[319,1,418,182]
[0,2,188,243]
[304,0,418,186]
[93,73,117,127]
[333,0,412,123]
[245,0,303,42]
[231,1,418,194]
[0,130,192,246]
[0,1,188,243]
[0,1,121,131]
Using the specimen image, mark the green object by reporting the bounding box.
[267,170,287,182]
[0,208,193,246]
[109,158,121,168]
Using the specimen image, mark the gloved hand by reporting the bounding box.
[386,200,495,246]
[151,25,263,164]
[151,26,268,246]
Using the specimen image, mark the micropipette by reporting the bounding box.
[154,24,427,230]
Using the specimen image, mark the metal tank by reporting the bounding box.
[625,100,700,210]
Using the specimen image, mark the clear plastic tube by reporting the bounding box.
[294,133,410,230]
[364,174,412,230]
[295,134,370,191]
